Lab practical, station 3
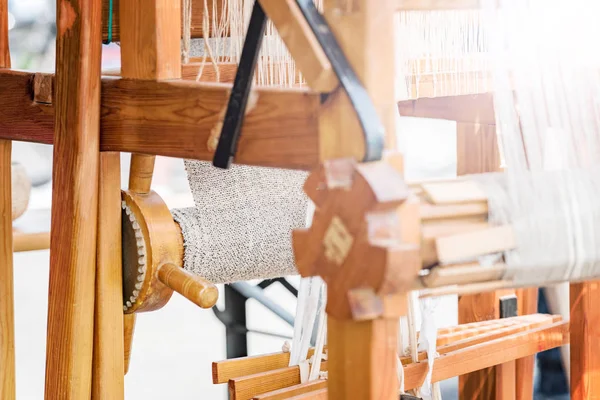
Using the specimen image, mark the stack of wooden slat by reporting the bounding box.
[213,313,566,400]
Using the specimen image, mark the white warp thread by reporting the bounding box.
[172,162,309,283]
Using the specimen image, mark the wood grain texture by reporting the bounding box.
[397,93,495,125]
[100,79,320,169]
[327,317,398,400]
[0,141,15,400]
[0,70,54,144]
[45,0,103,397]
[0,71,321,170]
[102,0,224,42]
[320,0,396,158]
[119,0,181,80]
[92,152,124,400]
[570,281,600,400]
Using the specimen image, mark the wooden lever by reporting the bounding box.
[157,263,218,309]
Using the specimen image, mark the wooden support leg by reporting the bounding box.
[328,317,398,400]
[0,140,15,400]
[515,288,538,400]
[92,153,124,400]
[570,281,600,399]
[457,122,505,400]
[44,0,103,397]
[0,5,15,399]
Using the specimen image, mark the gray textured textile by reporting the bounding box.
[172,162,309,284]
[171,41,309,284]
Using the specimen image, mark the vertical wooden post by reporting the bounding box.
[45,0,103,397]
[457,122,504,400]
[515,288,538,400]
[570,281,600,400]
[0,3,15,399]
[91,152,124,400]
[319,1,397,399]
[118,0,181,376]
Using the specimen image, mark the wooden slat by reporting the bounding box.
[229,362,328,400]
[435,225,516,265]
[44,0,103,397]
[0,71,321,169]
[397,93,495,125]
[288,389,328,400]
[92,152,124,400]
[0,7,15,398]
[570,281,600,399]
[0,140,15,400]
[123,314,135,375]
[102,0,224,42]
[253,381,328,400]
[421,180,488,205]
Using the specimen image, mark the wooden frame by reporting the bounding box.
[0,0,597,399]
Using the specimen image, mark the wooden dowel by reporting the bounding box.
[128,154,155,195]
[92,152,125,400]
[123,313,136,375]
[157,263,218,309]
[0,140,15,400]
[13,231,51,252]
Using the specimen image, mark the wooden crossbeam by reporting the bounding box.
[397,93,495,125]
[0,70,320,169]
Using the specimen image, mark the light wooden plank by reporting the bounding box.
[435,225,516,265]
[421,180,488,205]
[397,93,496,125]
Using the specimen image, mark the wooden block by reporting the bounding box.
[397,93,495,125]
[45,0,103,397]
[421,180,488,205]
[435,225,516,265]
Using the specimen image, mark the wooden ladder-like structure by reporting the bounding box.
[0,0,597,399]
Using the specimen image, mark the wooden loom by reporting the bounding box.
[0,1,595,400]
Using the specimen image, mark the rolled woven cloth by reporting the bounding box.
[172,160,309,284]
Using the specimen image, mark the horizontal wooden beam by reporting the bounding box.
[397,93,495,125]
[0,69,321,170]
[396,0,482,10]
[102,0,224,42]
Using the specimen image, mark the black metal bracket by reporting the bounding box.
[212,0,385,169]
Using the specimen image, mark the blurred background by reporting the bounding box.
[5,2,567,399]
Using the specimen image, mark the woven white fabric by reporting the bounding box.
[172,162,308,284]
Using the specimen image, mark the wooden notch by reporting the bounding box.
[157,263,218,308]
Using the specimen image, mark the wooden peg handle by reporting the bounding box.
[157,263,218,308]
